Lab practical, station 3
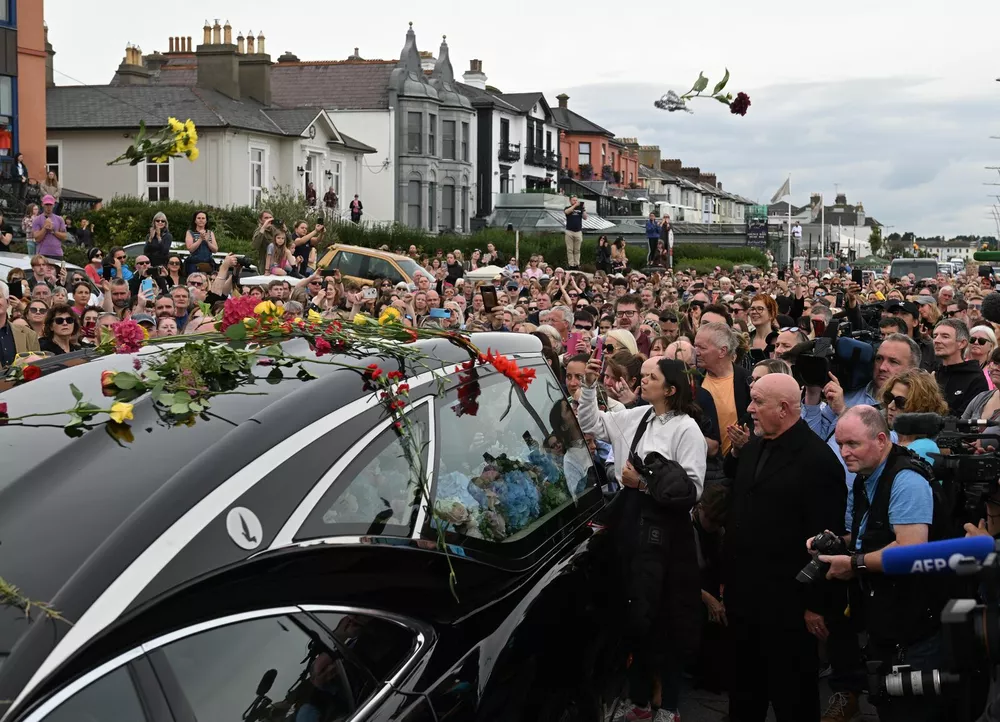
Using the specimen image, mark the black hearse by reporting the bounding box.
[0,333,624,722]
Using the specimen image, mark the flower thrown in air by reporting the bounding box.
[729,92,751,116]
[655,69,751,118]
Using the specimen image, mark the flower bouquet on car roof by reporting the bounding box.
[108,117,200,166]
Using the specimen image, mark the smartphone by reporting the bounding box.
[481,285,499,312]
[429,307,449,319]
[522,431,538,449]
[140,277,154,295]
[835,292,844,307]
[778,270,785,282]
[320,269,339,277]
[8,281,22,299]
[812,319,827,336]
[593,336,605,363]
[567,332,582,355]
[362,286,378,300]
[851,268,863,285]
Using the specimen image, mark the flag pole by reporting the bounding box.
[820,193,825,267]
[786,174,792,270]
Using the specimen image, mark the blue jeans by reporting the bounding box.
[869,631,944,722]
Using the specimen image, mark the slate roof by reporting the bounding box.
[550,106,612,137]
[269,62,396,110]
[496,92,554,119]
[336,132,377,154]
[454,82,521,112]
[264,107,324,135]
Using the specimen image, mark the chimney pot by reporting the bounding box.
[223,20,232,45]
[168,37,175,53]
[212,19,222,44]
[556,93,569,109]
[203,20,211,45]
[256,31,265,55]
[187,36,192,52]
[354,47,359,55]
[237,32,245,54]
[245,31,254,54]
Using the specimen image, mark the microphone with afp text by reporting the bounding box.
[881,535,998,575]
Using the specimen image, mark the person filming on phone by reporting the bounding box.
[564,195,587,271]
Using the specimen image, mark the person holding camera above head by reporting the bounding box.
[252,210,279,274]
[144,212,173,268]
[814,405,945,722]
[290,219,324,276]
[933,318,989,416]
[722,373,846,722]
[578,356,706,722]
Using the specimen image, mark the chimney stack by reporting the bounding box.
[44,23,55,87]
[556,93,569,109]
[113,43,151,85]
[145,49,168,73]
[238,28,272,105]
[462,58,487,90]
[196,20,241,99]
[678,166,701,181]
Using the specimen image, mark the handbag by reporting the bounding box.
[627,409,699,511]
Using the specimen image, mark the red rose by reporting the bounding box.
[729,92,751,116]
[313,338,332,356]
[22,365,41,381]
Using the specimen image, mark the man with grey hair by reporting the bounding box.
[933,318,988,415]
[695,322,751,457]
[547,305,574,347]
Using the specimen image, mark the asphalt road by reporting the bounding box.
[677,679,880,721]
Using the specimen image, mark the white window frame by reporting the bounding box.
[46,140,62,180]
[330,159,341,197]
[138,156,173,202]
[249,144,268,209]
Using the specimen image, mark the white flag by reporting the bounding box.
[770,176,791,204]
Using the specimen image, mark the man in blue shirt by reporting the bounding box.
[815,406,940,722]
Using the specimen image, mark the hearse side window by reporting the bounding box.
[295,405,429,540]
[366,257,405,285]
[309,611,419,682]
[40,666,146,721]
[433,369,594,543]
[156,614,377,722]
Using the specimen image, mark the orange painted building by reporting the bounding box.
[15,0,47,180]
[552,93,639,187]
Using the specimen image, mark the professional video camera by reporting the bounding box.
[781,322,877,393]
[864,536,1000,722]
[894,412,1000,527]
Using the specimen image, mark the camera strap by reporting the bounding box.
[628,408,655,469]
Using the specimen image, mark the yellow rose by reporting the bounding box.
[378,307,401,325]
[353,313,369,326]
[254,300,276,316]
[109,402,134,424]
[308,309,323,324]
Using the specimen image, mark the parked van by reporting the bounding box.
[888,258,938,281]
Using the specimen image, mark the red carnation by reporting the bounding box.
[366,364,383,380]
[112,319,145,354]
[387,370,403,381]
[729,92,751,116]
[22,365,41,381]
[220,296,258,331]
[313,337,332,357]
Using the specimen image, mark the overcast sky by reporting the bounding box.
[45,0,999,237]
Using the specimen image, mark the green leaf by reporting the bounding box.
[692,72,709,94]
[265,345,285,358]
[188,402,203,413]
[145,371,161,382]
[66,414,83,427]
[266,367,284,384]
[712,68,730,96]
[114,373,138,390]
[716,95,732,105]
[224,323,247,341]
[70,384,83,402]
[169,402,190,415]
[297,367,317,381]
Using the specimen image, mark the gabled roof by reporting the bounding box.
[264,107,336,137]
[270,61,396,110]
[550,106,612,137]
[47,85,289,135]
[497,92,554,121]
[453,82,521,112]
[334,132,377,154]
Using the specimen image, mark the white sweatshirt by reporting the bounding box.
[577,384,707,498]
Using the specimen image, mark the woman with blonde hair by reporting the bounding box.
[604,328,639,356]
[879,368,948,465]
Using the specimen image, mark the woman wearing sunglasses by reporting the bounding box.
[963,348,1000,422]
[881,368,948,465]
[24,299,49,338]
[39,303,82,355]
[968,325,997,374]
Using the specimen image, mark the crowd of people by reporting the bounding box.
[7,212,1000,720]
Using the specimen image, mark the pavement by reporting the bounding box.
[677,679,880,721]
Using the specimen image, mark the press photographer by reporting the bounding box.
[811,405,947,722]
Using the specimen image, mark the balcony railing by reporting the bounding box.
[545,150,560,169]
[497,142,521,162]
[524,146,546,166]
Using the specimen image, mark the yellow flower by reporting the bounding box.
[141,327,149,340]
[167,117,184,133]
[152,155,169,163]
[307,309,323,324]
[378,307,402,325]
[353,313,369,326]
[184,118,198,141]
[186,146,200,162]
[109,402,134,424]
[254,300,277,316]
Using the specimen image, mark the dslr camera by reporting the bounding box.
[797,531,848,583]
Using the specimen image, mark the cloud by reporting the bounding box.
[552,77,996,236]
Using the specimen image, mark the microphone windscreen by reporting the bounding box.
[982,292,1000,324]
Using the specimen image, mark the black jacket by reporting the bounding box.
[144,230,174,268]
[936,359,989,415]
[722,419,846,624]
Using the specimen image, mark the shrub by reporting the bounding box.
[673,244,767,267]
